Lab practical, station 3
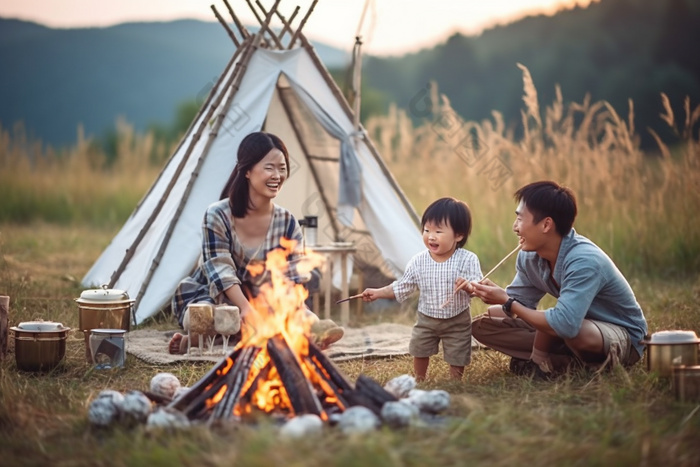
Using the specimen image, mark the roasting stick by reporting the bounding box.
[440,244,523,309]
[335,293,363,305]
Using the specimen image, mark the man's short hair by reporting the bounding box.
[421,197,472,248]
[514,181,577,237]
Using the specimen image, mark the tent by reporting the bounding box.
[82,0,424,325]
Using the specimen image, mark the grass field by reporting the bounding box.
[1,224,699,467]
[1,70,700,465]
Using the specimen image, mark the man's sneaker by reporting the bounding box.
[509,357,555,380]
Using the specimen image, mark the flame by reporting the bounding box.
[203,239,346,418]
[241,238,325,354]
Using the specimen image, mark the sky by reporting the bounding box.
[0,0,595,55]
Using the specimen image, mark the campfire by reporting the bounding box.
[88,240,453,433]
[166,239,396,423]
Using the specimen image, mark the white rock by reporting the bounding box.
[280,414,324,439]
[121,391,152,424]
[150,373,181,400]
[405,389,450,414]
[383,375,416,399]
[380,401,419,428]
[97,389,125,406]
[173,386,190,400]
[146,408,191,430]
[88,391,124,427]
[337,406,380,434]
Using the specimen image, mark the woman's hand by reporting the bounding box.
[470,279,509,305]
[239,303,255,320]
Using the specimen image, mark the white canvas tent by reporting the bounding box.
[83,0,424,325]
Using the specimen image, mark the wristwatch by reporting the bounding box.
[502,297,517,318]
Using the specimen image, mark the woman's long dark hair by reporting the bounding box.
[220,132,289,218]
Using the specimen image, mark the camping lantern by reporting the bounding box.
[304,216,318,246]
[76,286,134,362]
[89,329,127,369]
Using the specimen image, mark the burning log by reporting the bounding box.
[168,347,242,411]
[304,355,349,410]
[267,334,323,416]
[308,341,354,391]
[209,346,261,422]
[240,362,271,405]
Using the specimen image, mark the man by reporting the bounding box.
[470,181,647,376]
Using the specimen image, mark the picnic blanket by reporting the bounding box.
[126,323,482,365]
[126,323,409,365]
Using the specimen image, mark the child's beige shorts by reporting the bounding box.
[409,310,472,367]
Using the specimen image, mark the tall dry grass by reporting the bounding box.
[0,118,167,225]
[1,65,698,277]
[366,64,700,277]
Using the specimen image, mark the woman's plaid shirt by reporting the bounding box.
[171,200,304,325]
[392,248,483,319]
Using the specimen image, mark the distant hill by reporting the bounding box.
[0,18,350,146]
[361,0,700,147]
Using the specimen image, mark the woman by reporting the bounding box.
[168,131,343,354]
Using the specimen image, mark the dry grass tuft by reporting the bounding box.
[366,65,700,275]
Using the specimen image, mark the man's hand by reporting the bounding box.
[454,277,475,295]
[470,279,509,305]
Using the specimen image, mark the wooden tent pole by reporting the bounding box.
[256,1,299,42]
[352,36,363,137]
[299,33,421,227]
[287,0,318,49]
[133,2,281,312]
[108,36,253,289]
[222,0,250,39]
[211,5,240,47]
[244,0,283,49]
[255,0,301,42]
[276,83,339,239]
[274,5,300,41]
[131,47,240,218]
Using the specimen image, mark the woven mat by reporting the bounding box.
[126,323,481,365]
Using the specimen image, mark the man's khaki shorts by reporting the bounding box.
[588,319,641,368]
[409,311,472,367]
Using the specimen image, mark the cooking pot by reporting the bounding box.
[10,321,70,372]
[672,365,700,402]
[640,330,700,377]
[76,285,134,362]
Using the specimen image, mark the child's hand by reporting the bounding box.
[362,288,380,302]
[454,277,475,295]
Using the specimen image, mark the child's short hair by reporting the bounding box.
[421,197,472,248]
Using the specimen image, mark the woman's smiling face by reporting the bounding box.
[246,148,288,200]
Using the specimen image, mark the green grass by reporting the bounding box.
[1,223,699,466]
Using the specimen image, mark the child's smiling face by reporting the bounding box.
[422,220,464,261]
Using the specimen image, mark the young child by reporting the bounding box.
[362,197,482,381]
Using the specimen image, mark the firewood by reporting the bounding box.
[184,347,257,418]
[142,390,173,405]
[304,355,349,409]
[240,362,271,405]
[267,335,323,416]
[210,346,260,422]
[168,347,242,411]
[343,389,382,416]
[355,374,398,408]
[307,341,354,391]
